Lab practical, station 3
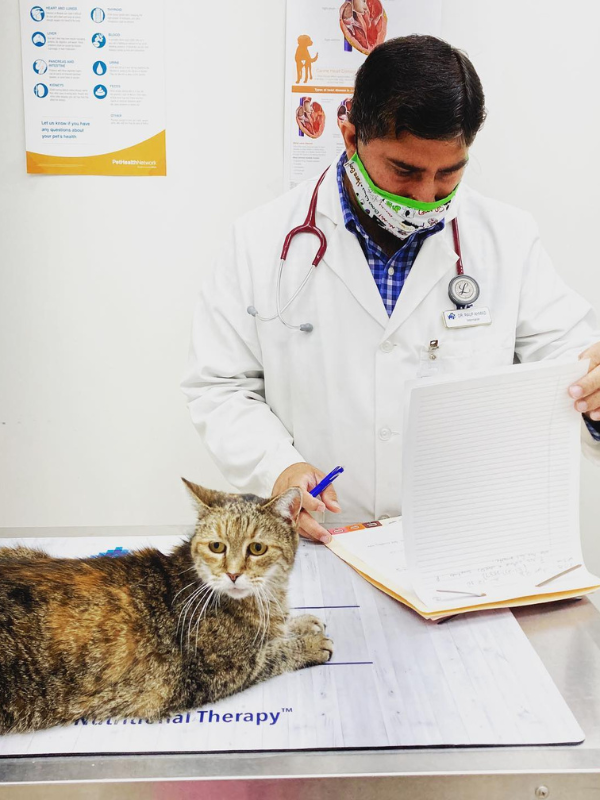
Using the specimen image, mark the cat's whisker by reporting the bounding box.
[176,583,207,626]
[261,584,286,622]
[177,584,211,645]
[189,585,215,643]
[172,579,201,607]
[192,588,219,654]
[260,588,271,651]
[251,591,266,647]
[177,565,199,577]
[187,587,215,650]
[179,592,210,652]
[177,592,202,646]
[263,582,284,609]
[253,588,270,651]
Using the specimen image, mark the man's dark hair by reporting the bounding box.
[349,35,486,146]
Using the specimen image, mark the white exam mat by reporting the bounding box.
[0,535,584,755]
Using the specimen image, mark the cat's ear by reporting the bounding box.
[181,478,221,514]
[263,487,303,526]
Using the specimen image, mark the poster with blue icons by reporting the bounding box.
[19,1,167,175]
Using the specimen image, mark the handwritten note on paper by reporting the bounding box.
[402,359,593,610]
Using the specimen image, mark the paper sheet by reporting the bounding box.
[0,535,584,753]
[402,360,595,609]
[328,518,600,618]
[328,518,418,602]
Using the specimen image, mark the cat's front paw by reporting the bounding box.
[287,613,325,637]
[297,629,334,667]
[287,614,332,667]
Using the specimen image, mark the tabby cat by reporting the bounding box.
[0,480,333,734]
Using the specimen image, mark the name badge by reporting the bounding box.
[443,307,492,328]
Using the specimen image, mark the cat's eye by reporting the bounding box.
[247,542,268,556]
[208,542,226,554]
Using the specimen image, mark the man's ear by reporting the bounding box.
[338,118,357,159]
[263,487,303,526]
[181,478,223,517]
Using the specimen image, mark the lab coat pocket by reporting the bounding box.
[418,339,515,378]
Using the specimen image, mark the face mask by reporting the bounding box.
[343,151,459,240]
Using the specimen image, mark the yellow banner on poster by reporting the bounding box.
[291,85,354,94]
[26,131,167,177]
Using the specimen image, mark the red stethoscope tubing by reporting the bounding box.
[451,217,464,276]
[280,168,329,267]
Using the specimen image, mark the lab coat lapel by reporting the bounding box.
[321,223,390,329]
[384,226,459,339]
[317,161,389,329]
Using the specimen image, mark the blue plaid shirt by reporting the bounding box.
[336,152,443,316]
[336,152,600,441]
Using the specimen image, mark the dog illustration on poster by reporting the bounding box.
[295,34,319,83]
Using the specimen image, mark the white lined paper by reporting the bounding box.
[403,360,590,608]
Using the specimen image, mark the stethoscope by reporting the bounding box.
[247,169,479,333]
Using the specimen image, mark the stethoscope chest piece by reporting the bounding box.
[448,274,480,307]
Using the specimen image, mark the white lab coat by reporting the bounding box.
[182,162,600,524]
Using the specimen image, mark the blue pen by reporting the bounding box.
[310,466,344,498]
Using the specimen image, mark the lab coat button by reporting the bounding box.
[378,427,391,441]
[380,340,394,353]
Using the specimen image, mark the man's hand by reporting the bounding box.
[569,343,600,421]
[272,463,342,544]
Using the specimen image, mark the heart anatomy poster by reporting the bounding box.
[284,0,443,187]
[19,1,166,176]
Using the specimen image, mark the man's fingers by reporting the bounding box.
[571,343,600,400]
[297,510,332,544]
[574,388,600,418]
[579,344,600,371]
[569,365,600,401]
[321,484,341,513]
[302,489,326,514]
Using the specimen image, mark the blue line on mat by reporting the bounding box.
[325,661,374,666]
[291,605,360,610]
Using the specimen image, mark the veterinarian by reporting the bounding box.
[182,35,600,543]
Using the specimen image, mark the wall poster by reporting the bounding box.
[20,1,166,176]
[284,0,443,187]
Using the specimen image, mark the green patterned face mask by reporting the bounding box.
[344,151,458,239]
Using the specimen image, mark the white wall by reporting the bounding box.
[0,0,287,528]
[1,1,599,564]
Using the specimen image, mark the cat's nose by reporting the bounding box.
[226,572,241,583]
